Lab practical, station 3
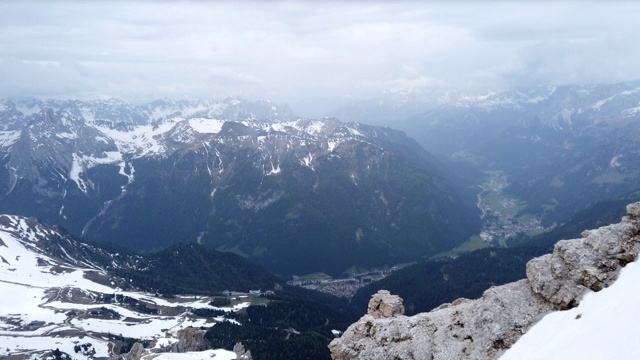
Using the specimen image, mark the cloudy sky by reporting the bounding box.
[1,1,639,116]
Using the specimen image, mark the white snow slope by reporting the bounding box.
[0,215,239,359]
[501,258,640,360]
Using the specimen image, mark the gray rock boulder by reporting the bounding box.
[233,342,253,360]
[122,342,144,360]
[329,202,640,360]
[527,207,639,309]
[367,290,405,319]
[170,327,209,353]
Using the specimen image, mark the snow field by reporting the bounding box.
[0,217,244,358]
[501,259,640,359]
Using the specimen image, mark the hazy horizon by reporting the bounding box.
[2,1,640,117]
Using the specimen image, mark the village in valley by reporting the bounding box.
[288,171,554,299]
[287,266,403,298]
[476,171,549,247]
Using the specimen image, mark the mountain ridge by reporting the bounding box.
[0,212,360,359]
[330,80,640,242]
[0,97,477,275]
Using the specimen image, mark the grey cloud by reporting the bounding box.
[208,69,264,86]
[0,57,99,98]
[1,1,640,116]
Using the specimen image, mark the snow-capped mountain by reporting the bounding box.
[0,213,247,359]
[0,97,476,276]
[331,81,640,227]
[331,81,640,125]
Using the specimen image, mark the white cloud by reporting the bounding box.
[0,1,639,116]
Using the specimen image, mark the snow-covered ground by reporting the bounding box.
[501,259,640,359]
[0,215,241,359]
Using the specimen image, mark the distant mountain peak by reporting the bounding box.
[0,96,476,276]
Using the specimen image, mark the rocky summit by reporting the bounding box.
[329,202,640,359]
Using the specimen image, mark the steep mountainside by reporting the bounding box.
[0,214,281,293]
[0,98,477,276]
[0,213,242,359]
[330,202,640,359]
[331,81,640,229]
[0,214,359,360]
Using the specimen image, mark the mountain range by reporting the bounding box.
[0,97,477,276]
[4,81,640,359]
[0,213,359,359]
[331,81,640,237]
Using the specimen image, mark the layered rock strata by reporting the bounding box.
[329,202,640,359]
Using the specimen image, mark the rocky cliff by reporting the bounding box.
[329,202,640,359]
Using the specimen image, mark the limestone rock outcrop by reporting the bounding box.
[233,342,253,360]
[367,290,405,318]
[122,342,144,360]
[329,202,640,359]
[170,327,209,353]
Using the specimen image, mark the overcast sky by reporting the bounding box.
[1,1,640,116]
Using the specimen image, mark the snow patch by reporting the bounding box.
[621,86,640,95]
[590,95,615,111]
[79,107,96,123]
[15,103,41,116]
[622,105,640,118]
[188,118,225,134]
[70,152,123,194]
[0,131,21,148]
[118,161,135,189]
[95,120,177,157]
[347,126,364,137]
[266,158,281,175]
[327,140,339,152]
[237,191,284,211]
[610,155,622,168]
[301,153,314,170]
[56,131,78,140]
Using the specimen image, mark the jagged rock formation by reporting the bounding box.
[366,290,405,319]
[170,327,209,353]
[329,202,640,359]
[117,328,209,360]
[233,342,253,360]
[121,343,144,360]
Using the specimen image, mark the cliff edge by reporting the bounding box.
[329,202,640,359]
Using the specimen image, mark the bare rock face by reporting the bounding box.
[233,342,253,360]
[171,327,209,353]
[367,290,405,318]
[329,202,640,360]
[122,342,144,360]
[527,217,639,309]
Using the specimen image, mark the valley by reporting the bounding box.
[475,171,550,247]
[287,265,405,299]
